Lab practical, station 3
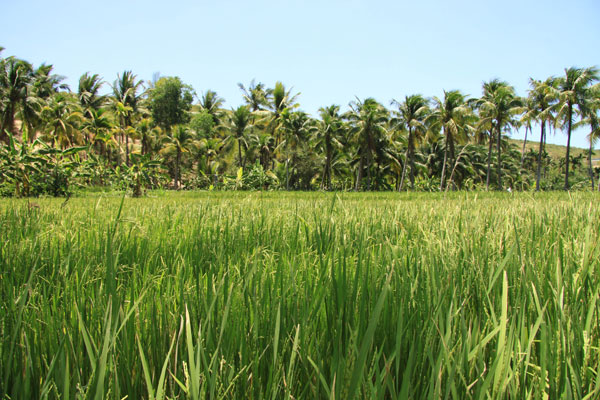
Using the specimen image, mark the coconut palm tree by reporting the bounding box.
[0,57,33,142]
[314,105,345,190]
[524,78,558,191]
[575,83,600,190]
[160,125,196,188]
[280,109,312,189]
[347,97,389,191]
[226,105,253,170]
[556,67,599,190]
[112,71,145,166]
[477,80,523,190]
[427,90,471,191]
[78,73,106,115]
[238,80,270,112]
[199,90,225,127]
[40,93,83,148]
[267,81,299,148]
[391,94,429,190]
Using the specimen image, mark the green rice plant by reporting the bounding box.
[0,191,599,399]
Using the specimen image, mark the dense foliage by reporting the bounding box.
[1,192,599,398]
[1,47,599,195]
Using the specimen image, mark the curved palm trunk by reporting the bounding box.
[520,125,529,168]
[536,121,546,191]
[440,130,449,191]
[399,147,409,192]
[564,104,573,190]
[486,129,494,191]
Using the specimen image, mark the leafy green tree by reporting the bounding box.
[267,82,299,147]
[0,57,33,142]
[160,124,196,188]
[347,98,389,191]
[199,90,224,127]
[226,105,253,170]
[238,80,270,112]
[427,90,471,190]
[280,109,312,189]
[40,93,82,148]
[149,76,194,134]
[391,94,429,190]
[477,80,523,190]
[576,83,600,190]
[523,78,558,191]
[556,67,599,189]
[78,73,106,116]
[112,71,145,165]
[314,105,345,190]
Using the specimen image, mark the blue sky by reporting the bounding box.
[2,0,599,147]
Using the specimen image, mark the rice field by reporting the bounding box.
[1,191,599,399]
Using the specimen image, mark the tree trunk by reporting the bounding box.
[175,147,181,189]
[440,132,449,192]
[564,104,573,190]
[322,140,332,190]
[399,147,409,192]
[366,149,372,191]
[536,121,546,191]
[125,133,130,166]
[285,157,290,190]
[408,142,416,188]
[486,129,494,191]
[520,125,529,168]
[355,154,364,191]
[238,138,243,170]
[496,122,503,190]
[588,135,595,190]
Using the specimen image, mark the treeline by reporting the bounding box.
[1,46,599,196]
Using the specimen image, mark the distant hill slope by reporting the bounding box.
[509,139,599,166]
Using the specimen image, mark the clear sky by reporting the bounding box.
[2,0,599,147]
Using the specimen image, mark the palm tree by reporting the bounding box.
[160,125,196,188]
[227,105,253,170]
[78,73,106,115]
[477,80,523,190]
[347,98,389,191]
[0,57,33,142]
[40,93,83,148]
[280,109,312,189]
[556,67,599,190]
[391,94,429,190]
[199,90,225,127]
[576,84,600,190]
[267,81,299,147]
[30,64,68,100]
[112,71,144,166]
[524,78,558,191]
[78,73,107,144]
[427,90,471,191]
[314,105,345,190]
[238,80,270,112]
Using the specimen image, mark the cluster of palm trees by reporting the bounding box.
[1,47,599,193]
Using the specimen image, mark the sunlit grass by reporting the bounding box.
[1,191,599,399]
